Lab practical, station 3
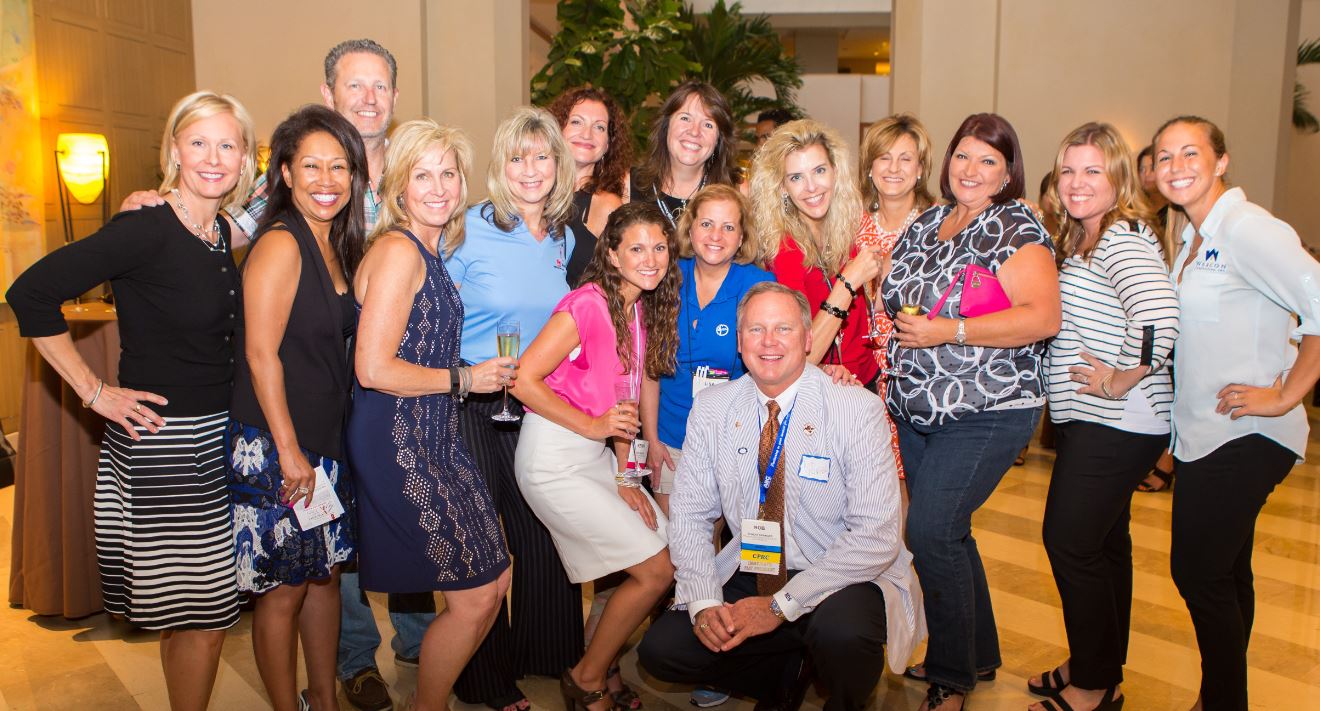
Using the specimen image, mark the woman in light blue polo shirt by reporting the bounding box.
[444,106,583,711]
[1153,115,1320,711]
[642,184,773,514]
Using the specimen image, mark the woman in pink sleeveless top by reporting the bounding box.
[510,202,680,711]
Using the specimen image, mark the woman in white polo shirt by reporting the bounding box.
[1154,115,1320,711]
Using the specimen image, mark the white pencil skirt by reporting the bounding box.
[514,412,668,583]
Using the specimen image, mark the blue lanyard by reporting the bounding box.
[757,406,794,505]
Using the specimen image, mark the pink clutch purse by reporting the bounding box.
[927,264,1011,320]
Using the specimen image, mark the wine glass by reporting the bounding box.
[490,319,521,422]
[884,283,927,378]
[612,379,651,483]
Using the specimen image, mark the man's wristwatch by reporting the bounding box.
[769,597,787,621]
[955,318,967,346]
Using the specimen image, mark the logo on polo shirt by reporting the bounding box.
[715,324,729,336]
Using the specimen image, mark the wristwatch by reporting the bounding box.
[769,597,787,621]
[955,318,967,346]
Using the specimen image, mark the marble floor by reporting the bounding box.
[2,414,1318,711]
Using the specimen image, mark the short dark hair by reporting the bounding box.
[261,105,370,288]
[324,39,397,89]
[1136,144,1154,165]
[938,113,1026,204]
[756,108,794,126]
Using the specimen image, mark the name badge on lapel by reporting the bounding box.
[798,454,830,482]
[739,519,782,575]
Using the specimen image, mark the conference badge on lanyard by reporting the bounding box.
[739,407,792,576]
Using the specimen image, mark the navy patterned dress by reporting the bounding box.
[347,230,510,592]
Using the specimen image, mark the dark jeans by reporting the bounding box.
[638,573,887,711]
[896,406,1040,692]
[1042,421,1165,690]
[1171,434,1294,711]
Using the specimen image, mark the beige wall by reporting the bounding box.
[1284,0,1320,247]
[191,1,426,144]
[892,0,1299,209]
[192,0,529,198]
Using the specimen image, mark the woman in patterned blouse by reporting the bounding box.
[881,113,1060,711]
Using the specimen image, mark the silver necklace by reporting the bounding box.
[171,189,225,253]
[656,173,707,228]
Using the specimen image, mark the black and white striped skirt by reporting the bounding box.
[95,411,240,630]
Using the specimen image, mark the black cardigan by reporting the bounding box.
[7,204,240,416]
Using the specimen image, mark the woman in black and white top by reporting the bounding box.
[1030,123,1179,711]
[7,91,257,710]
[882,113,1060,711]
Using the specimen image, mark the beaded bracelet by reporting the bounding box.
[819,302,849,320]
[835,272,858,299]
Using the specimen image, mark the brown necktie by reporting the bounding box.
[757,399,789,595]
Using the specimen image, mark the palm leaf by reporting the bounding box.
[1296,37,1320,133]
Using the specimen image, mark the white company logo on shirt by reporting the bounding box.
[715,324,730,337]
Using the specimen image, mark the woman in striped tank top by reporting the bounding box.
[1031,122,1179,711]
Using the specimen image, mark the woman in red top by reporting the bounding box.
[750,119,884,387]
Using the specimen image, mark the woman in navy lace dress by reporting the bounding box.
[348,118,515,711]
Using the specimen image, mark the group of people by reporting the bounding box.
[7,35,1319,711]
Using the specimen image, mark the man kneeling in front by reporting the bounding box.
[638,282,920,711]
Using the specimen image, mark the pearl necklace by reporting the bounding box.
[875,206,920,237]
[171,189,225,253]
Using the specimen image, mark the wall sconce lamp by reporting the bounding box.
[55,133,110,245]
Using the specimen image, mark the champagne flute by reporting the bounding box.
[885,283,927,378]
[612,380,651,483]
[490,319,521,422]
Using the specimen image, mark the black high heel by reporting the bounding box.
[561,669,610,711]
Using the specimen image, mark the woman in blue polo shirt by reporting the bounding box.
[445,106,582,711]
[642,184,774,514]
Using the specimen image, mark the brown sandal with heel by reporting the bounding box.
[561,669,612,711]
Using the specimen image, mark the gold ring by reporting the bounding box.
[699,623,709,630]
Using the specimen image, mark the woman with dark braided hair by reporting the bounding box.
[510,201,679,711]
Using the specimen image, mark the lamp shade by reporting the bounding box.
[56,133,109,204]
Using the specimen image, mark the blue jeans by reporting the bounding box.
[896,406,1040,692]
[336,570,437,680]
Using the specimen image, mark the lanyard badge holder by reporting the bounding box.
[740,408,793,575]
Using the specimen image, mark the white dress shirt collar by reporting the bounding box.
[754,367,805,421]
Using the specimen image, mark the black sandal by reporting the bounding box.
[1137,466,1174,492]
[903,664,996,682]
[1028,666,1067,697]
[1034,686,1123,711]
[924,683,966,710]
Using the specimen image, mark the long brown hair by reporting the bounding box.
[632,81,739,198]
[544,86,633,197]
[1046,122,1155,266]
[579,202,679,379]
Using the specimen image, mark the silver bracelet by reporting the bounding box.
[615,473,642,488]
[1100,373,1119,400]
[81,378,105,409]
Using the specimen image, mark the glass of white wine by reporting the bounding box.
[613,379,651,482]
[491,319,521,422]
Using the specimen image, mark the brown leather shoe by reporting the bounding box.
[342,667,393,711]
